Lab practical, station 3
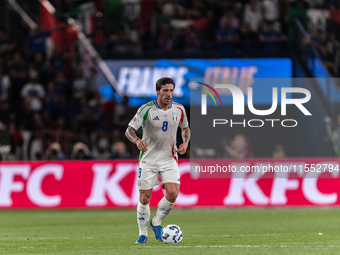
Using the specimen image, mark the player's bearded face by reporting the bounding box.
[157,84,174,105]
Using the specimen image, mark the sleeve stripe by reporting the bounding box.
[142,107,151,124]
[177,107,184,123]
[137,101,154,115]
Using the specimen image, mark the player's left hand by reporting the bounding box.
[176,142,188,155]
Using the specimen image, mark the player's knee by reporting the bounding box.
[166,190,179,203]
[139,194,150,205]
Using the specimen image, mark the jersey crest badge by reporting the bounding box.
[172,113,178,122]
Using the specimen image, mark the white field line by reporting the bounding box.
[192,234,279,237]
[131,244,340,248]
[131,245,292,248]
[0,236,95,240]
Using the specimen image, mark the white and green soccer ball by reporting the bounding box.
[161,224,183,244]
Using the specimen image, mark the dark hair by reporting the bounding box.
[156,77,175,91]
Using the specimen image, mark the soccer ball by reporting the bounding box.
[161,224,183,244]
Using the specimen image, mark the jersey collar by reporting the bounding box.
[154,100,172,110]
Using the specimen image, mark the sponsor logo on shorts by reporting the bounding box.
[177,178,180,182]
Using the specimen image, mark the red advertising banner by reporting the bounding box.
[0,159,339,208]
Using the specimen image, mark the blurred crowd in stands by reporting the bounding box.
[36,0,340,71]
[90,0,291,55]
[83,0,339,57]
[1,0,340,160]
[0,21,142,160]
[307,22,340,76]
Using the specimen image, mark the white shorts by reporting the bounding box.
[137,160,180,190]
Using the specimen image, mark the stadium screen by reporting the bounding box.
[97,58,292,106]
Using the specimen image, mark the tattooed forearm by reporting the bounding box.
[182,128,190,144]
[125,126,140,144]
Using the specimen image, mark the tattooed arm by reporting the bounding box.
[125,126,148,151]
[125,126,140,144]
[182,127,190,144]
[176,127,190,155]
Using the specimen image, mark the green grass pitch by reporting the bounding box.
[0,208,340,254]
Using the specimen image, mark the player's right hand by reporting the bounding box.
[136,139,148,151]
